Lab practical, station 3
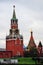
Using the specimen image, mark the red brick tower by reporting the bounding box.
[28,31,36,49]
[38,41,42,56]
[6,6,24,57]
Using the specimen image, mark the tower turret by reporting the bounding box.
[38,41,42,56]
[11,5,18,29]
[28,31,36,49]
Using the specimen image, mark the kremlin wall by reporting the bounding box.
[0,6,43,58]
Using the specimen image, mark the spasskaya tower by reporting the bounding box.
[6,5,24,57]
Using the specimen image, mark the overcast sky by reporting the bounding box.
[0,0,43,48]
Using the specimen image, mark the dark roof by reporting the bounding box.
[38,41,42,47]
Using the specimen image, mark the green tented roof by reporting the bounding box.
[11,18,17,20]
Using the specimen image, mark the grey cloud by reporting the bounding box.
[16,0,43,12]
[0,0,43,47]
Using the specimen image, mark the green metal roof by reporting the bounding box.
[11,6,18,21]
[11,18,18,20]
